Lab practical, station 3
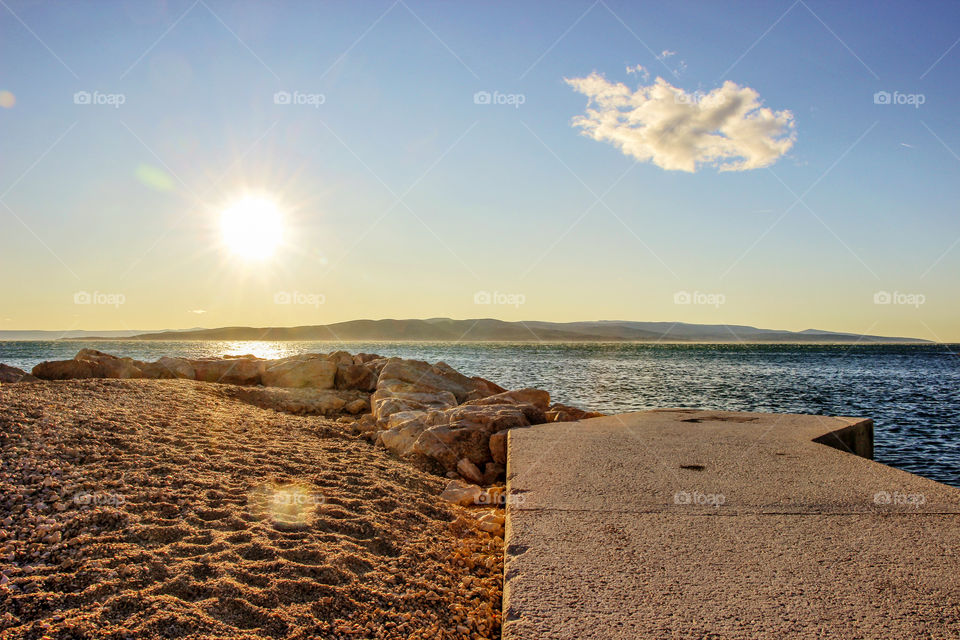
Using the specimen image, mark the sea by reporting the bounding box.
[1,341,957,488]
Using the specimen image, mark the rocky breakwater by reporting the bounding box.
[351,358,602,532]
[30,349,372,415]
[26,348,604,535]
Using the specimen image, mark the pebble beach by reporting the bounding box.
[0,379,503,639]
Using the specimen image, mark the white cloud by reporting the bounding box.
[188,309,207,314]
[625,64,649,81]
[653,50,686,76]
[565,72,796,172]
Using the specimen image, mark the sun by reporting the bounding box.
[220,195,284,259]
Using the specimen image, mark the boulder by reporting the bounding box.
[443,404,530,434]
[377,358,493,404]
[283,390,345,414]
[77,349,145,378]
[33,349,143,380]
[361,357,391,378]
[261,354,335,389]
[439,480,483,507]
[375,380,459,407]
[344,397,370,415]
[489,431,508,465]
[376,380,461,406]
[465,387,550,410]
[379,423,426,457]
[231,387,368,416]
[191,356,264,386]
[0,364,38,383]
[354,415,378,435]
[371,395,438,424]
[378,410,447,457]
[482,463,505,486]
[375,400,531,470]
[457,458,484,484]
[33,358,97,379]
[138,356,195,380]
[326,350,354,366]
[545,402,606,422]
[353,353,383,365]
[378,402,530,470]
[371,381,458,423]
[384,409,436,431]
[335,363,377,391]
[463,388,550,424]
[465,376,507,402]
[413,419,494,470]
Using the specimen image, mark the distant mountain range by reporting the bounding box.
[0,328,205,340]
[17,318,929,343]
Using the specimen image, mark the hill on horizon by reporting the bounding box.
[54,318,931,344]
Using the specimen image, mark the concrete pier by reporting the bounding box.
[502,410,960,639]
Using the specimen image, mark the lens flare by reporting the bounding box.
[248,482,324,527]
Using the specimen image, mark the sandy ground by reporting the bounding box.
[0,379,502,640]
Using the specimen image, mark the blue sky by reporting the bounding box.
[1,0,958,340]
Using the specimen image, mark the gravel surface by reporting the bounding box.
[0,379,502,639]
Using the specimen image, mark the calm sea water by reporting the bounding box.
[2,341,958,487]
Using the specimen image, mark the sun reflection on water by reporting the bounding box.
[216,341,299,361]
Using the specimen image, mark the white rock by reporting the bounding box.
[439,480,482,507]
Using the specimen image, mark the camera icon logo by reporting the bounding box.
[73,91,91,105]
[473,290,492,304]
[273,91,291,105]
[274,291,292,304]
[73,291,92,304]
[673,491,692,505]
[873,291,891,304]
[873,91,891,105]
[673,290,691,305]
[873,491,892,505]
[473,91,491,105]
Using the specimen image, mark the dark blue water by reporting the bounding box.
[1,341,957,487]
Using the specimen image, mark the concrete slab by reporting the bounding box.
[503,410,960,639]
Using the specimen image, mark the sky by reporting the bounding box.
[1,0,958,340]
